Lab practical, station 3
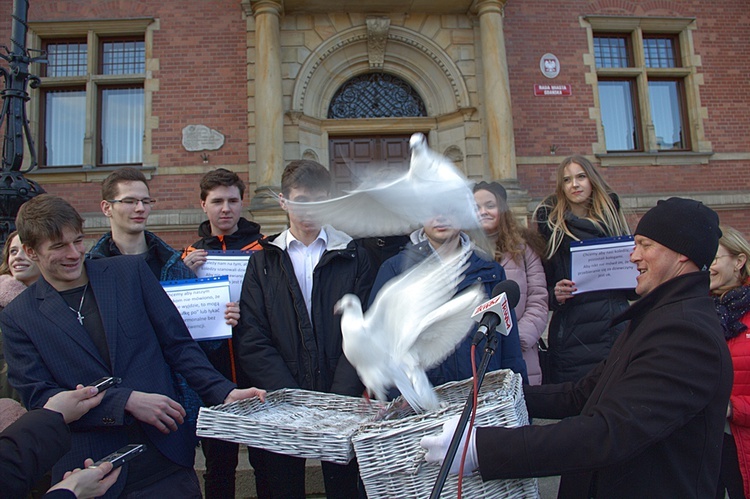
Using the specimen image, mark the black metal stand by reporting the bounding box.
[429,331,499,499]
[0,0,47,245]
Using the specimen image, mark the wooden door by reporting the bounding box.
[328,135,411,196]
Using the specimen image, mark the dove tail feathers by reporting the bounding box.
[392,367,439,414]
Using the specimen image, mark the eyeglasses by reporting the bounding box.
[712,254,734,265]
[107,197,157,206]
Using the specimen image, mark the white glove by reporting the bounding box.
[420,415,478,476]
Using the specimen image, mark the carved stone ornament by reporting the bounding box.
[366,17,390,69]
[182,125,225,152]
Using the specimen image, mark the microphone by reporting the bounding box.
[471,281,521,345]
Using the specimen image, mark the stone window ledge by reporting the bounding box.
[595,151,713,167]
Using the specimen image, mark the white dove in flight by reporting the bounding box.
[335,253,485,413]
[283,133,487,246]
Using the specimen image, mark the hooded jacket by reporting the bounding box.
[234,225,374,395]
[182,217,263,255]
[368,232,528,386]
[535,196,633,383]
[476,272,732,498]
[181,217,264,383]
[89,231,195,282]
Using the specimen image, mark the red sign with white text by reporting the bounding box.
[534,84,572,96]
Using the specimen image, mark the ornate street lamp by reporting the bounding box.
[0,0,46,245]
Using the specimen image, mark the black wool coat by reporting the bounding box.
[475,271,732,498]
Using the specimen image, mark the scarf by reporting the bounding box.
[714,283,750,339]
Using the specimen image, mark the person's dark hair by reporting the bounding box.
[16,195,85,250]
[473,182,547,263]
[200,168,246,201]
[0,230,19,276]
[101,167,149,201]
[281,160,331,197]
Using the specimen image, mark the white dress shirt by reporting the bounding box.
[285,228,328,320]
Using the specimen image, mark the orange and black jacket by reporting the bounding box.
[182,216,263,386]
[182,217,263,256]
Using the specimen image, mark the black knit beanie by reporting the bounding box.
[473,181,507,202]
[634,197,722,271]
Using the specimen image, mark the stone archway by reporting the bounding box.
[292,25,472,120]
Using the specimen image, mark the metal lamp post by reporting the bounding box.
[0,0,46,245]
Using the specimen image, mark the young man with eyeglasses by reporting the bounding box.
[89,167,194,282]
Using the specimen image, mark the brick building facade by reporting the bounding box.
[1,0,748,250]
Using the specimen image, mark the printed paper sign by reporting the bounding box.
[162,276,231,341]
[194,250,253,302]
[570,236,637,294]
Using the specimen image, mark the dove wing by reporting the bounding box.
[383,254,469,357]
[281,133,487,239]
[409,284,486,370]
[282,176,426,237]
[365,254,457,356]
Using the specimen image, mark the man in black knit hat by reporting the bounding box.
[422,197,732,498]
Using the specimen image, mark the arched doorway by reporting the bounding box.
[326,72,427,195]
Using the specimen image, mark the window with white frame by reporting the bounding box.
[585,16,710,162]
[29,19,152,169]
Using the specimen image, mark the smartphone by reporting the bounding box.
[89,444,146,469]
[89,376,122,392]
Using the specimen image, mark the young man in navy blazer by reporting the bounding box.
[1,194,265,498]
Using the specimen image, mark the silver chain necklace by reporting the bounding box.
[69,283,89,326]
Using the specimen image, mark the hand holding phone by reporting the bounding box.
[89,376,122,392]
[89,444,146,469]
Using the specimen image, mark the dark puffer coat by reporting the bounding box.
[535,196,634,383]
[234,226,374,396]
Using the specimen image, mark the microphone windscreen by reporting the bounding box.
[491,280,521,309]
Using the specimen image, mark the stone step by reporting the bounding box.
[194,444,325,498]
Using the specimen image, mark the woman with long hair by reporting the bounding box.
[473,181,549,385]
[711,226,750,499]
[0,231,40,308]
[533,155,632,383]
[0,231,40,400]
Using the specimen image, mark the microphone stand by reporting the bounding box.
[429,329,500,499]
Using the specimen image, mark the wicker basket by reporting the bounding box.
[352,370,539,498]
[196,388,383,464]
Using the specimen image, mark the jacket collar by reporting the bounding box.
[269,224,352,252]
[613,271,711,326]
[197,217,262,240]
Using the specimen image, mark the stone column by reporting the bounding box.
[476,0,517,181]
[251,0,284,189]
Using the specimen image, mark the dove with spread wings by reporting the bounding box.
[281,133,490,254]
[334,252,485,413]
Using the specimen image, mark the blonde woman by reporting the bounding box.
[473,181,548,385]
[534,155,633,383]
[711,226,750,499]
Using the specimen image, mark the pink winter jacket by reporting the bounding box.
[498,245,549,385]
[0,274,26,311]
